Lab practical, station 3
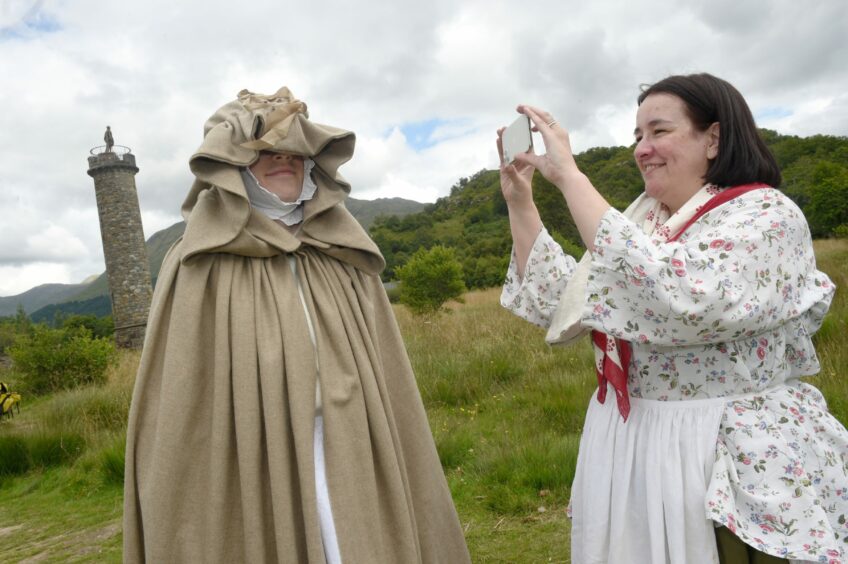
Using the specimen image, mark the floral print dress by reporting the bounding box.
[501,188,848,563]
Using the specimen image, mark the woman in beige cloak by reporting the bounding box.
[123,87,471,564]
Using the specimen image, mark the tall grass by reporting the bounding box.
[0,350,135,482]
[0,351,136,561]
[806,239,848,423]
[395,288,592,558]
[0,239,844,562]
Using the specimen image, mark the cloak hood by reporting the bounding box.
[178,86,383,274]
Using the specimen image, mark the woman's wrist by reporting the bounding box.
[507,200,543,238]
[554,169,588,195]
[506,198,539,218]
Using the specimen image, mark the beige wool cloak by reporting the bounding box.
[123,88,470,563]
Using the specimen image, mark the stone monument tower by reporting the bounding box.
[86,129,152,348]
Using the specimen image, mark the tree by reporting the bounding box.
[804,162,848,238]
[397,246,467,315]
[61,314,115,339]
[14,304,30,334]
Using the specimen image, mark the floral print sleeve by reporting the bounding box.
[500,227,578,329]
[584,189,835,346]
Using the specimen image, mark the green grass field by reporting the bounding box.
[1,239,845,562]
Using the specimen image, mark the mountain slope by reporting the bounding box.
[3,196,424,318]
[346,197,426,228]
[369,130,848,289]
[0,283,90,317]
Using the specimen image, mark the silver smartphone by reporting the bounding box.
[502,114,533,163]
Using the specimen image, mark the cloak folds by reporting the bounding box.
[123,88,470,563]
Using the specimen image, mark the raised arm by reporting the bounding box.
[511,105,611,252]
[496,126,542,276]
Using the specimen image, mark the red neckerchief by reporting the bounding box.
[591,183,769,421]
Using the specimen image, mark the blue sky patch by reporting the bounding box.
[756,106,793,121]
[398,119,450,151]
[0,3,62,40]
[24,11,61,33]
[395,118,475,151]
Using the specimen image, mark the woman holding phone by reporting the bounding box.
[498,73,847,563]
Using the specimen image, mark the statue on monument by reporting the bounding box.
[104,126,114,153]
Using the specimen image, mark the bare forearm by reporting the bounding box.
[555,171,610,252]
[507,201,543,277]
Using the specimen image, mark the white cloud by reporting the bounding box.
[1,0,847,296]
[26,225,87,260]
[0,262,74,296]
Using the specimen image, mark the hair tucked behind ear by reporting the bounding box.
[638,73,781,188]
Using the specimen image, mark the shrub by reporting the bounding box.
[0,305,31,355]
[0,323,17,356]
[804,162,848,238]
[0,432,85,477]
[61,314,115,339]
[8,325,116,395]
[384,281,401,304]
[397,245,467,315]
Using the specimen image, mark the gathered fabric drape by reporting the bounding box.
[123,87,470,563]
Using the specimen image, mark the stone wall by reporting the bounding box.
[87,152,152,348]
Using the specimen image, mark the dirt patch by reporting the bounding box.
[2,522,121,561]
[0,524,23,537]
[92,522,120,542]
[71,521,121,557]
[19,551,50,563]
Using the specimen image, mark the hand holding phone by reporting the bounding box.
[501,114,533,164]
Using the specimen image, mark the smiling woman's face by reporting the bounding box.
[249,151,305,201]
[633,93,718,214]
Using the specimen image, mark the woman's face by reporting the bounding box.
[633,93,718,213]
[249,151,305,201]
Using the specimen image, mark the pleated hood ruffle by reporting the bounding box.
[178,86,384,275]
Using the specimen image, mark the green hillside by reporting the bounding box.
[30,295,112,324]
[371,130,848,288]
[0,284,90,318]
[346,196,427,229]
[18,197,424,320]
[14,130,847,320]
[369,144,646,287]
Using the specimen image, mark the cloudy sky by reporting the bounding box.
[1,0,846,297]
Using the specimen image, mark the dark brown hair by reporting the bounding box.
[638,73,781,188]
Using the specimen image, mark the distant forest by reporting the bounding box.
[369,130,848,289]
